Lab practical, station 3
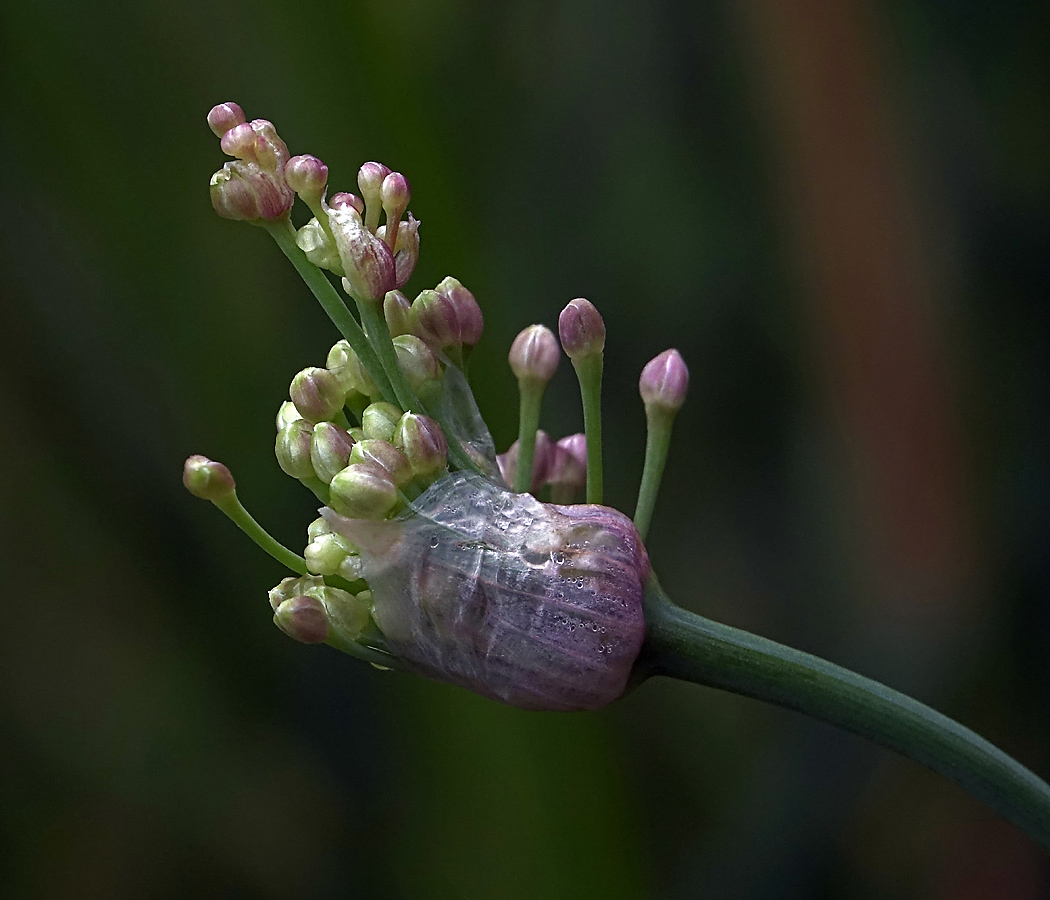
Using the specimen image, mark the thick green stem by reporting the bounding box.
[354,296,420,412]
[571,354,604,504]
[514,382,545,493]
[633,409,675,540]
[264,221,395,404]
[641,576,1050,847]
[213,493,309,575]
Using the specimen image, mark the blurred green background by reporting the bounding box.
[2,0,1049,896]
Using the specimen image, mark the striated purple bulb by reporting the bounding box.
[324,472,648,711]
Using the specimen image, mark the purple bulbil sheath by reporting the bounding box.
[324,472,648,711]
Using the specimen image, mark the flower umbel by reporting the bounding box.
[183,103,1050,845]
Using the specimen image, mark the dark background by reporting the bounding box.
[2,0,1049,897]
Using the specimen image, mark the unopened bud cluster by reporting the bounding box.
[191,101,692,711]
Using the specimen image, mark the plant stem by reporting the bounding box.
[640,576,1050,848]
[633,409,674,540]
[513,382,544,493]
[354,295,420,412]
[264,221,396,404]
[213,493,309,575]
[571,354,604,504]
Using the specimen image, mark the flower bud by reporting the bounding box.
[183,455,236,501]
[210,161,294,222]
[377,213,420,288]
[269,574,370,643]
[207,101,246,138]
[639,349,689,414]
[361,401,404,443]
[349,439,413,487]
[380,171,411,247]
[496,431,555,492]
[327,340,379,398]
[310,421,355,484]
[284,154,328,207]
[328,206,395,301]
[329,192,365,215]
[290,366,346,423]
[275,419,315,480]
[384,290,414,337]
[296,218,342,273]
[329,463,399,519]
[220,119,290,172]
[326,472,648,711]
[358,161,391,231]
[558,298,606,360]
[276,400,303,431]
[274,595,330,644]
[304,531,360,578]
[436,276,483,347]
[393,413,448,479]
[393,334,440,393]
[549,433,587,494]
[509,324,560,384]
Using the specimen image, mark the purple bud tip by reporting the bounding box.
[329,192,365,215]
[394,413,448,479]
[558,298,606,360]
[436,276,483,347]
[285,154,328,198]
[207,102,246,138]
[274,595,330,644]
[639,349,689,413]
[509,324,561,384]
[182,455,236,501]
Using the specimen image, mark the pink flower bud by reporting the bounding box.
[274,595,330,644]
[393,334,441,392]
[549,433,587,493]
[349,439,413,487]
[328,207,396,302]
[290,366,346,423]
[219,119,290,173]
[509,324,560,384]
[436,276,483,347]
[310,421,356,484]
[558,297,606,360]
[639,349,689,413]
[329,462,399,519]
[380,171,411,249]
[182,455,236,501]
[361,402,405,443]
[329,192,365,215]
[284,154,328,206]
[376,213,420,289]
[393,413,448,479]
[209,161,294,222]
[358,161,391,231]
[207,101,245,138]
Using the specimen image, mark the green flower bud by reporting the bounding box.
[393,334,440,393]
[310,421,356,484]
[393,413,448,480]
[304,531,358,577]
[290,366,345,423]
[307,515,331,543]
[182,455,236,501]
[327,340,379,398]
[296,218,343,274]
[349,439,413,487]
[361,401,404,442]
[384,290,414,337]
[276,419,315,479]
[329,463,399,519]
[275,400,303,431]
